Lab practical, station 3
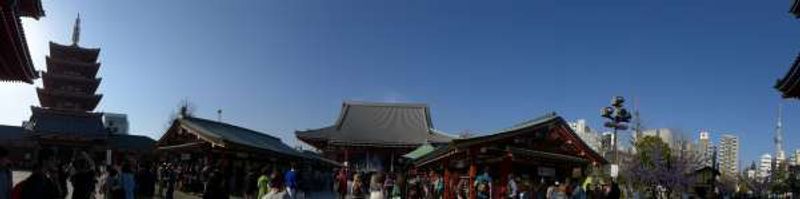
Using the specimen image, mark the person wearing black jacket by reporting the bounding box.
[19,149,62,199]
[0,147,11,199]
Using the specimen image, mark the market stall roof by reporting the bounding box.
[296,101,455,148]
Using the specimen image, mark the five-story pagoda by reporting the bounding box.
[25,15,107,156]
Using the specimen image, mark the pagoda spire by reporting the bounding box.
[72,13,80,46]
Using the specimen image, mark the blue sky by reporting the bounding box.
[1,0,799,165]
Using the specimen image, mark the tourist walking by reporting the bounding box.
[368,172,383,199]
[121,164,136,199]
[350,173,365,199]
[382,173,394,198]
[507,174,518,199]
[244,168,258,199]
[204,168,229,199]
[18,149,62,199]
[0,147,11,199]
[335,169,347,199]
[571,181,586,199]
[164,165,176,199]
[284,166,297,198]
[257,167,271,199]
[474,168,492,199]
[135,164,157,198]
[546,181,557,199]
[69,155,96,199]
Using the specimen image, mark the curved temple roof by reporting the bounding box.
[296,101,455,148]
[414,112,608,167]
[776,53,800,99]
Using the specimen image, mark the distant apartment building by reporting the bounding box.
[569,119,602,153]
[640,128,676,149]
[718,134,739,177]
[600,131,614,159]
[792,149,800,166]
[760,153,773,180]
[103,113,129,135]
[697,131,715,167]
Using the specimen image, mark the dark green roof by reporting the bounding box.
[402,143,436,160]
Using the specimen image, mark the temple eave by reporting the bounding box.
[0,7,37,83]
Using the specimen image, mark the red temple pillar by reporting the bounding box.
[498,153,512,199]
[444,158,452,199]
[468,160,477,199]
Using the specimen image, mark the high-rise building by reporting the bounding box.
[793,149,800,166]
[745,161,758,179]
[600,131,614,159]
[640,128,676,149]
[569,119,602,153]
[718,134,739,177]
[760,153,773,180]
[698,131,715,167]
[102,113,129,135]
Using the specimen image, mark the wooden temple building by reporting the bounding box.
[777,1,800,98]
[412,113,607,199]
[156,112,338,173]
[20,16,154,165]
[776,54,800,99]
[0,0,44,83]
[296,101,455,172]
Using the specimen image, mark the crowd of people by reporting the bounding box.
[0,146,626,199]
[330,167,622,199]
[0,146,330,199]
[0,147,157,199]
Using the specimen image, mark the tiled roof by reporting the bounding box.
[296,101,455,147]
[28,107,107,136]
[108,134,156,151]
[0,125,26,141]
[180,117,303,158]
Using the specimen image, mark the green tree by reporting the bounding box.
[634,136,671,168]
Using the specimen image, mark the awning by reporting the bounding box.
[402,143,436,160]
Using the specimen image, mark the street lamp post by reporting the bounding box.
[601,96,632,166]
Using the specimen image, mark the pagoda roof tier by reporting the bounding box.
[296,101,455,149]
[0,6,38,83]
[41,72,101,94]
[776,53,800,98]
[46,56,100,78]
[36,88,102,111]
[14,0,45,19]
[27,106,107,138]
[49,42,100,63]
